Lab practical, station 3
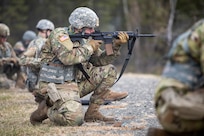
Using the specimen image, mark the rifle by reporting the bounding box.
[0,58,20,80]
[70,30,155,55]
[69,30,156,83]
[14,49,24,56]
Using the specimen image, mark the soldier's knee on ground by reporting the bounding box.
[47,100,83,126]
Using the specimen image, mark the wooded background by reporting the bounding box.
[1,0,204,74]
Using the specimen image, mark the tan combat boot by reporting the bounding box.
[30,100,48,125]
[84,103,115,123]
[105,90,128,101]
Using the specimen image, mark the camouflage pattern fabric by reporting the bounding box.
[0,42,18,89]
[40,27,121,105]
[36,26,123,125]
[0,23,10,36]
[68,7,99,29]
[155,19,204,133]
[13,41,26,57]
[19,35,46,92]
[40,82,83,126]
[78,64,117,105]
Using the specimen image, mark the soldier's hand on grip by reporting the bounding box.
[114,32,129,45]
[87,39,103,52]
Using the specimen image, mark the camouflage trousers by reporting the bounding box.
[39,81,84,126]
[155,77,204,133]
[78,64,117,105]
[0,73,10,89]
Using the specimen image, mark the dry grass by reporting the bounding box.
[0,87,144,136]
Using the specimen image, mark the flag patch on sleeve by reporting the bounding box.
[59,35,69,42]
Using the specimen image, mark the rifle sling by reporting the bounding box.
[114,37,136,84]
[76,63,94,85]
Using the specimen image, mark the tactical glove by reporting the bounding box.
[87,39,103,52]
[114,32,129,45]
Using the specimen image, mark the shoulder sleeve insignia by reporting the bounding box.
[58,34,73,51]
[59,35,69,42]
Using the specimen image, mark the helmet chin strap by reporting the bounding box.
[45,30,49,38]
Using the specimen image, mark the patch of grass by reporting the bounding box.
[0,88,137,136]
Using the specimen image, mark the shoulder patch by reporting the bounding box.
[58,34,73,51]
[59,35,69,42]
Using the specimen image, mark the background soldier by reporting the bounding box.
[20,19,55,92]
[13,30,37,89]
[0,23,19,89]
[13,30,37,57]
[147,19,204,136]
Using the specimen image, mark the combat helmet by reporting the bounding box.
[0,23,10,37]
[22,30,37,41]
[68,7,99,29]
[36,19,55,31]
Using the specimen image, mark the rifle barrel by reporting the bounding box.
[137,34,156,37]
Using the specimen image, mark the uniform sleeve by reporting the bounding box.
[200,34,204,73]
[7,42,17,58]
[192,23,204,73]
[49,28,94,65]
[89,44,121,66]
[55,41,94,65]
[19,55,41,68]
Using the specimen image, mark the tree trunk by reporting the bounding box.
[167,0,177,46]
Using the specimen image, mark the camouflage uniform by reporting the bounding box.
[13,30,36,57]
[29,7,129,126]
[20,19,54,92]
[0,23,19,89]
[37,23,122,125]
[21,36,46,92]
[155,19,204,134]
[13,30,37,89]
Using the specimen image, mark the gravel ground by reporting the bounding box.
[81,73,162,136]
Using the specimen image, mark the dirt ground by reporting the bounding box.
[0,73,162,136]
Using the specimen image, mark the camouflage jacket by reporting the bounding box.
[167,19,204,72]
[19,35,46,72]
[162,19,204,89]
[0,42,18,73]
[40,26,122,81]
